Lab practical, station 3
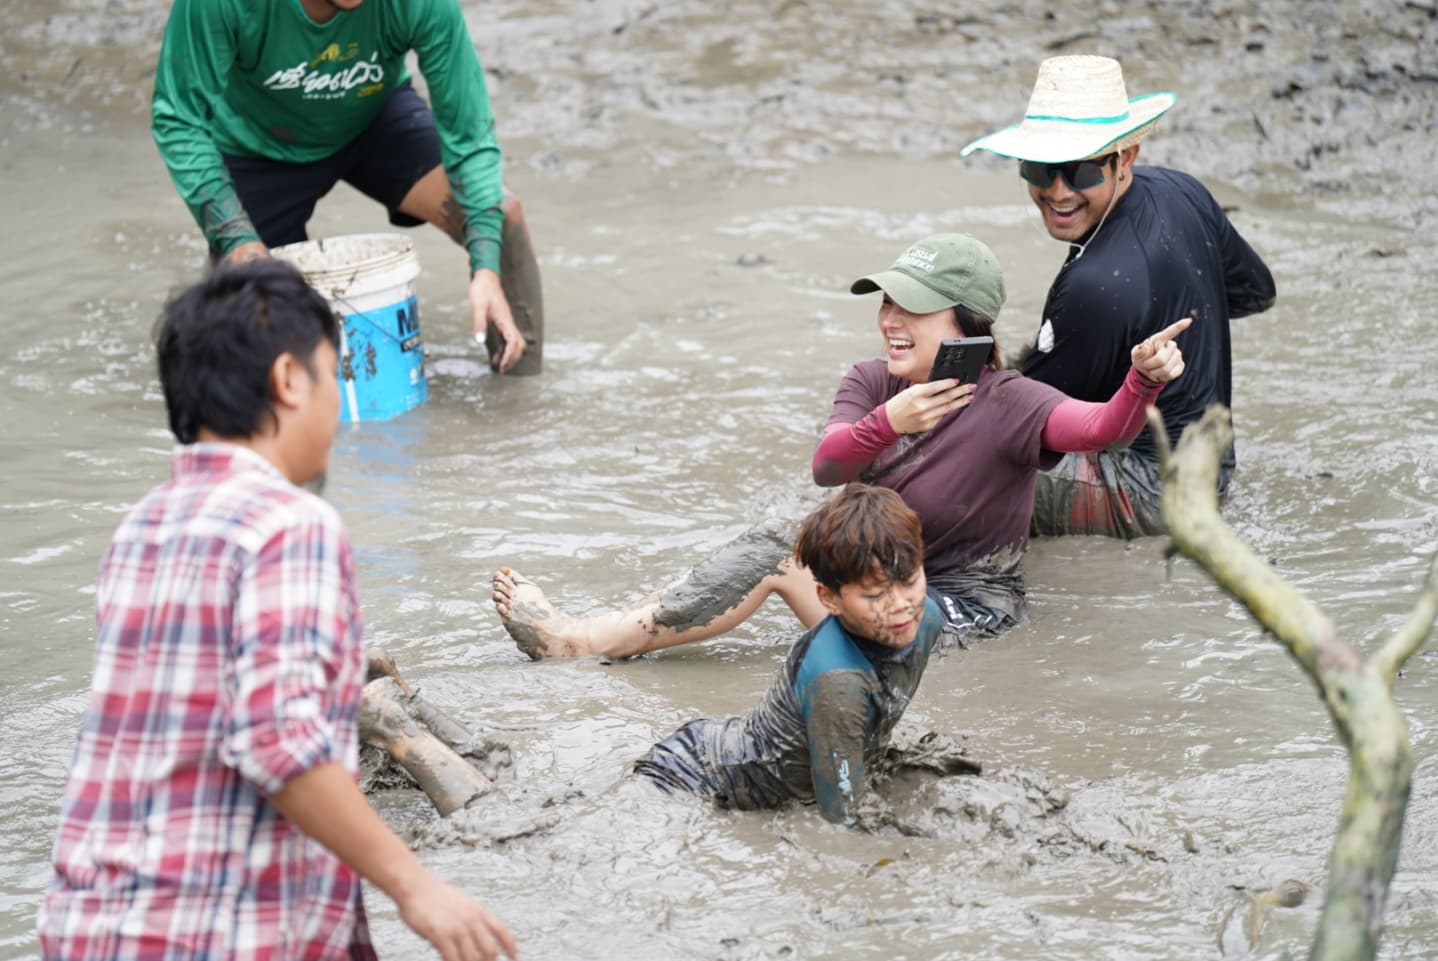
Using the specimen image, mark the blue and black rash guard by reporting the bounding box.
[635,596,948,823]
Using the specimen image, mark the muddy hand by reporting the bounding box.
[221,241,270,266]
[885,379,976,434]
[1131,316,1191,383]
[469,269,526,373]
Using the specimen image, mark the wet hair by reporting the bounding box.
[794,484,924,593]
[952,304,1003,370]
[154,259,339,444]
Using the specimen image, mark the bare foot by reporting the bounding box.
[490,567,590,659]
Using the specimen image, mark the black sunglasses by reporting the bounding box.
[1018,153,1117,191]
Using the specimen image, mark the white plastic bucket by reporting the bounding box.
[272,234,428,422]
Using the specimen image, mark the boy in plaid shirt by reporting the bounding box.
[38,261,515,961]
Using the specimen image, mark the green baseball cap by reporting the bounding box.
[849,233,1006,322]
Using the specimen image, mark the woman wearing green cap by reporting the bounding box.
[491,233,1189,657]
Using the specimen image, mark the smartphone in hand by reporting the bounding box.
[927,336,994,384]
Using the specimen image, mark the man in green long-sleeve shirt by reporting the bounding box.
[152,0,544,374]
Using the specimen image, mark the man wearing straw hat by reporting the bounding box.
[962,55,1275,537]
[152,0,544,375]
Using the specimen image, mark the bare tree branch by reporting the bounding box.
[1151,404,1425,961]
[1147,406,1358,695]
[1372,550,1438,685]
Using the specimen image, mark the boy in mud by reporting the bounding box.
[961,55,1275,537]
[635,484,956,824]
[37,261,515,961]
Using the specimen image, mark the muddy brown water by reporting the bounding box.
[3,1,1437,959]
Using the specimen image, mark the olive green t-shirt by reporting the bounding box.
[152,0,503,271]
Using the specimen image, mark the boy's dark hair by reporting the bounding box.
[793,484,924,592]
[154,259,339,444]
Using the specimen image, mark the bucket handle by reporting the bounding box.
[331,292,416,349]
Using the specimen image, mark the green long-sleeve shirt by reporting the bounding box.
[152,0,504,273]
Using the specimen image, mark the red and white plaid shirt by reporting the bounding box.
[38,444,376,961]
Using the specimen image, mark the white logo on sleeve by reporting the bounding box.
[1036,318,1055,353]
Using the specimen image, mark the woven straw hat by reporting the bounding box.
[960,56,1175,163]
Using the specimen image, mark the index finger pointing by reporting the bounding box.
[1151,316,1193,347]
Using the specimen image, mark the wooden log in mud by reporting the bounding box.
[361,653,492,817]
[367,650,479,752]
[1151,405,1438,961]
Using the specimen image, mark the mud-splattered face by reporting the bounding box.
[817,568,928,649]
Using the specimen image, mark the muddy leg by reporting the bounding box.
[491,519,828,660]
[360,677,490,817]
[398,171,544,374]
[1030,450,1169,539]
[485,191,544,376]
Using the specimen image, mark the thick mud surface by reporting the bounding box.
[6,0,1435,231]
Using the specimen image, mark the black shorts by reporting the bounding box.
[220,81,442,252]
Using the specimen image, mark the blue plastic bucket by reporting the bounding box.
[273,234,427,422]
